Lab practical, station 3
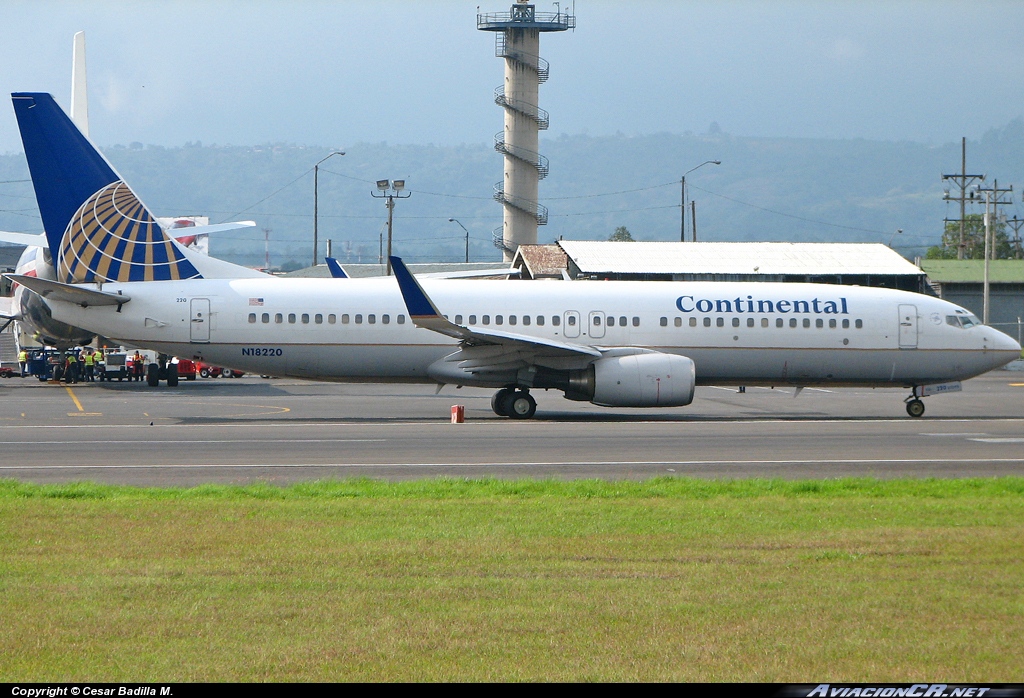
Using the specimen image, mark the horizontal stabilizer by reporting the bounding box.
[0,231,48,248]
[3,274,130,308]
[175,221,256,236]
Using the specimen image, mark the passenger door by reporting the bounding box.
[190,298,211,343]
[588,311,606,339]
[898,304,917,349]
[563,311,580,338]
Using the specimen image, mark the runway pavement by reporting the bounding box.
[1,369,1022,485]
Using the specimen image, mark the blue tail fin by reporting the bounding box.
[12,92,200,283]
[324,257,349,278]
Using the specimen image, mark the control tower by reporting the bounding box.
[478,1,574,261]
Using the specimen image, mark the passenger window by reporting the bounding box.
[275,313,283,324]
[675,317,682,327]
[454,315,463,325]
[732,318,740,328]
[703,317,711,327]
[619,317,627,327]
[382,314,390,324]
[495,315,503,325]
[552,316,560,326]
[328,314,337,324]
[262,313,270,324]
[594,316,602,326]
[536,316,544,326]
[716,318,724,328]
[660,317,667,327]
[789,319,797,328]
[842,319,849,329]
[522,315,531,326]
[368,314,376,324]
[302,313,310,324]
[398,315,406,324]
[761,318,769,328]
[776,318,784,328]
[315,314,323,324]
[341,314,350,324]
[567,316,576,326]
[828,319,836,329]
[509,315,517,326]
[469,315,477,324]
[689,317,697,327]
[632,317,640,327]
[483,315,490,325]
[855,319,863,329]
[816,318,823,328]
[747,318,754,328]
[802,318,810,328]
[248,313,257,323]
[288,313,296,324]
[355,314,363,324]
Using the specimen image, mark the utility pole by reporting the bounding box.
[371,180,410,275]
[680,160,720,242]
[313,151,345,267]
[941,138,985,260]
[263,227,271,272]
[691,201,697,242]
[976,179,1014,324]
[1006,216,1024,260]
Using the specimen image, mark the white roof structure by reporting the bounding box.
[558,241,922,277]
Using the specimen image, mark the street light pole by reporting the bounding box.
[680,160,720,242]
[449,218,470,263]
[371,179,411,275]
[313,151,345,267]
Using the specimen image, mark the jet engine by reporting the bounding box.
[558,352,696,407]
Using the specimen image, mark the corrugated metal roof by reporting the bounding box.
[558,241,924,276]
[919,260,1024,283]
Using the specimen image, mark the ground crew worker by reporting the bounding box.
[94,349,104,382]
[18,349,27,377]
[83,349,95,382]
[132,351,145,382]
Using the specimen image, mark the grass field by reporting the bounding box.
[1,478,1022,682]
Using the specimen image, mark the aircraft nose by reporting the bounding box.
[989,327,1022,362]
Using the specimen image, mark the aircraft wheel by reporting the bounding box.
[146,363,160,387]
[508,391,537,420]
[491,388,515,417]
[906,399,925,418]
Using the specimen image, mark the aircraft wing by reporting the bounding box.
[390,256,599,364]
[0,231,47,248]
[415,268,521,280]
[3,274,130,308]
[170,221,256,236]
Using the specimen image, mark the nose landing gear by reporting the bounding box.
[905,398,925,418]
[491,387,537,419]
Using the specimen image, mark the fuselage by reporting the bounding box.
[48,276,1020,389]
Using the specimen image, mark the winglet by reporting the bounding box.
[324,257,349,279]
[389,256,463,338]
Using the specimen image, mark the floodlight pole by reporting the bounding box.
[681,160,720,242]
[372,180,411,275]
[449,218,471,263]
[313,151,345,267]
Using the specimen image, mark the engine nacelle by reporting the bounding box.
[589,353,695,407]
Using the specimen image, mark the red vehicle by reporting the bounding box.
[195,361,244,378]
[0,366,17,378]
[174,358,198,381]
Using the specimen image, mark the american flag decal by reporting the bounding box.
[249,298,264,306]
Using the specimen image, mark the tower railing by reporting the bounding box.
[494,133,549,179]
[494,87,549,129]
[494,34,549,82]
[493,182,548,226]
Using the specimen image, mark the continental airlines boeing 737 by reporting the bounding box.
[5,92,1020,418]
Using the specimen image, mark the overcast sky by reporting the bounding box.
[1,0,1022,154]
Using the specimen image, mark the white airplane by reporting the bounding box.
[5,92,1021,418]
[0,36,254,348]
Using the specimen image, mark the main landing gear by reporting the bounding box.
[491,387,537,420]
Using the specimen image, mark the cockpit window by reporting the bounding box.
[947,314,980,329]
